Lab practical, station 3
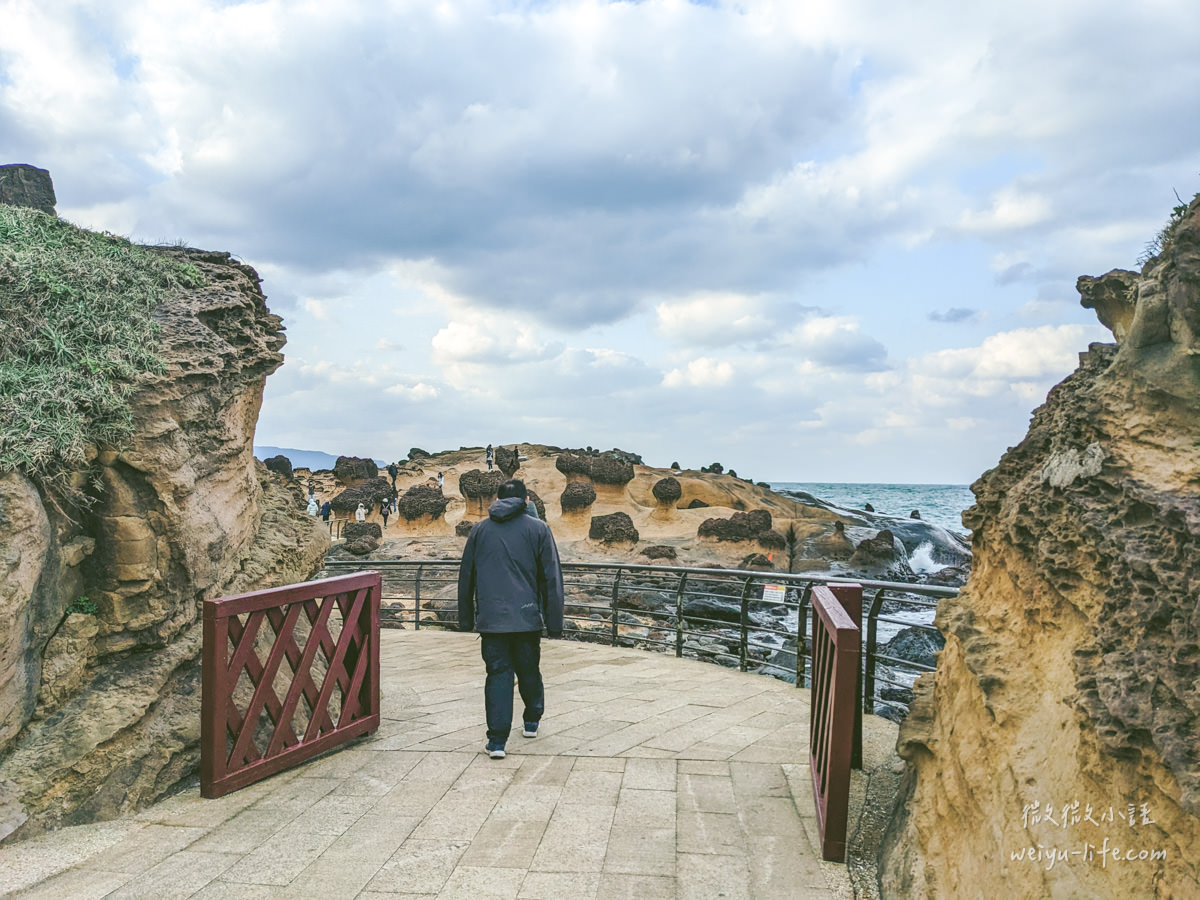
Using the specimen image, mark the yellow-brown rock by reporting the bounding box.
[880,197,1200,898]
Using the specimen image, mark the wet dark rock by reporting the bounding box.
[263,455,293,480]
[910,509,921,519]
[883,626,945,669]
[849,529,900,566]
[396,484,449,520]
[560,481,597,512]
[589,512,639,544]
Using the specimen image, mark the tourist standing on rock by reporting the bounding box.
[437,471,444,491]
[355,502,366,523]
[486,444,494,471]
[457,478,564,760]
[380,497,391,528]
[307,478,315,499]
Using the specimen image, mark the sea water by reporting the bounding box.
[769,482,976,536]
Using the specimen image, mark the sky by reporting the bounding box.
[3,0,1198,483]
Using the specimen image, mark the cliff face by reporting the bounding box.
[0,246,329,841]
[880,198,1200,897]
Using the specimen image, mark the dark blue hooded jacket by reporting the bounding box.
[457,496,565,635]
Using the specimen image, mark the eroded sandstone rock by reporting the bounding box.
[588,511,639,544]
[0,244,329,842]
[881,197,1200,898]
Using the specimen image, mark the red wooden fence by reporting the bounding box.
[809,583,862,861]
[201,571,381,798]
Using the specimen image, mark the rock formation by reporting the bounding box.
[340,521,382,555]
[847,529,901,570]
[812,521,854,560]
[881,196,1200,898]
[652,476,682,506]
[395,483,449,521]
[459,468,504,517]
[0,164,56,216]
[527,488,546,521]
[333,455,378,484]
[560,481,597,513]
[494,446,520,476]
[697,509,783,549]
[0,225,328,841]
[555,450,635,486]
[263,454,293,480]
[330,477,392,515]
[588,511,639,544]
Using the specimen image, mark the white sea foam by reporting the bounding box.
[908,540,940,574]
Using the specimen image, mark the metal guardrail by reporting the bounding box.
[200,571,381,798]
[809,584,861,862]
[322,558,955,716]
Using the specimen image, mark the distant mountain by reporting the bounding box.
[254,446,386,472]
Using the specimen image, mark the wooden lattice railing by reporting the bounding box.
[809,583,862,862]
[201,571,381,798]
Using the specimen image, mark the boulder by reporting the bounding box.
[407,447,431,460]
[554,450,635,485]
[560,481,597,512]
[494,446,520,476]
[329,478,392,515]
[848,529,899,567]
[341,521,382,555]
[0,164,56,215]
[588,512,639,544]
[333,456,378,484]
[395,484,449,521]
[686,499,709,509]
[739,553,774,569]
[263,455,293,480]
[812,521,854,560]
[454,520,476,538]
[697,509,772,542]
[652,476,682,505]
[882,625,944,668]
[757,529,786,550]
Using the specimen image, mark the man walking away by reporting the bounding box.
[458,479,564,759]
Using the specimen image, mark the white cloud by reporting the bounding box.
[663,357,735,388]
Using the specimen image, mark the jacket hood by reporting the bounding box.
[488,496,529,522]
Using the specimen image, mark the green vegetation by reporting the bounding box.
[1138,190,1198,267]
[0,205,205,489]
[68,596,98,615]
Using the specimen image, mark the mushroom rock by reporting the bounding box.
[652,476,682,506]
[333,455,378,484]
[589,454,635,486]
[880,195,1200,899]
[494,446,520,476]
[756,529,786,550]
[458,469,505,517]
[554,452,590,479]
[527,488,546,521]
[263,455,293,481]
[454,520,476,538]
[395,484,449,521]
[0,164,56,216]
[330,478,392,516]
[560,481,597,513]
[340,521,382,555]
[588,511,639,544]
[407,447,431,461]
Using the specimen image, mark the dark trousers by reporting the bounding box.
[480,631,544,743]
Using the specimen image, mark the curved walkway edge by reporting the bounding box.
[2,629,900,899]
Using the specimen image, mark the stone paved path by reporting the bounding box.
[2,629,868,899]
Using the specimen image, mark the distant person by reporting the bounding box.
[437,471,444,491]
[486,444,494,471]
[381,498,391,527]
[307,478,315,499]
[387,462,398,487]
[320,500,332,522]
[306,496,318,516]
[355,502,366,523]
[458,478,564,760]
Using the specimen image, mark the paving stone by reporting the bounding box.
[362,838,471,894]
[102,850,241,900]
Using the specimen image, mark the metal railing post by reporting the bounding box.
[797,583,813,687]
[864,588,887,716]
[739,577,754,671]
[675,572,688,657]
[414,564,423,630]
[610,568,624,646]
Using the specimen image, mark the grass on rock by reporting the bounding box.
[0,205,205,488]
